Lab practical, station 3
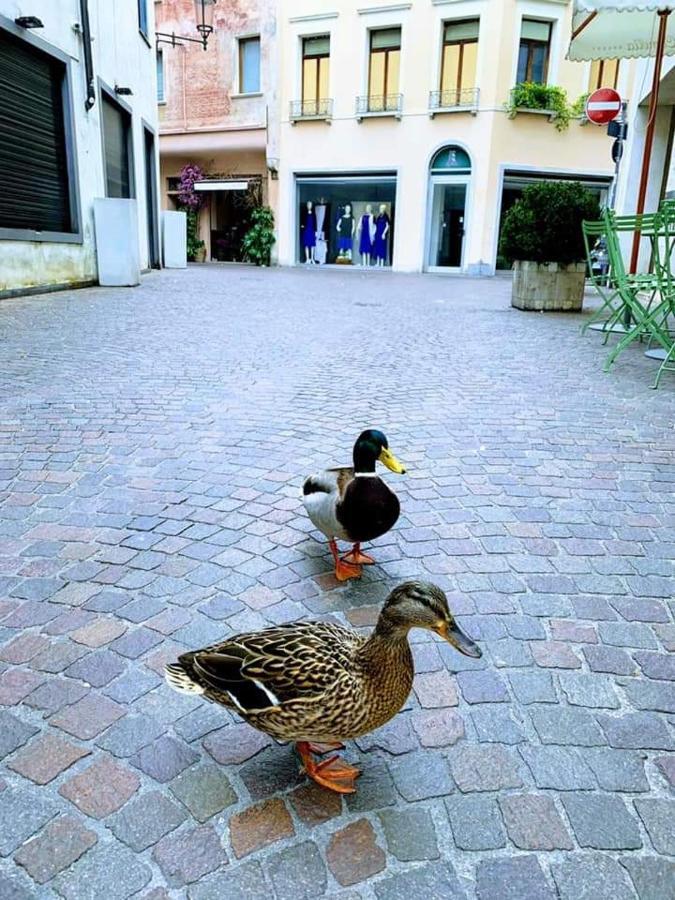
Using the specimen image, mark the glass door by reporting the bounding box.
[428,178,467,270]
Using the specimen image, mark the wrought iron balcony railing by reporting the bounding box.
[429,87,479,116]
[289,98,333,124]
[355,93,403,120]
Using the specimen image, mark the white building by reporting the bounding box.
[0,1,161,296]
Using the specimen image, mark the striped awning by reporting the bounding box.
[570,1,675,60]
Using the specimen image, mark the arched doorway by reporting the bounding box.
[426,146,471,271]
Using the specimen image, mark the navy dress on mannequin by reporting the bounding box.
[302,207,317,250]
[373,211,390,263]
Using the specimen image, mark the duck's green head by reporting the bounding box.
[353,429,406,475]
[382,581,482,658]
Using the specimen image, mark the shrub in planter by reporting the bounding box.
[499,181,600,312]
[241,206,276,266]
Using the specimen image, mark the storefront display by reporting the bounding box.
[296,175,396,266]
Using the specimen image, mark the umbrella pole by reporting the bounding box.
[629,9,671,273]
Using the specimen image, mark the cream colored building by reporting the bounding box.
[275,0,629,274]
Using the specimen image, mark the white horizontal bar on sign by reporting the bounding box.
[194,181,249,191]
[588,102,622,110]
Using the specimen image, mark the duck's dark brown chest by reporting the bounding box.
[336,478,400,543]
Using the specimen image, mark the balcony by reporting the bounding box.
[429,87,479,117]
[289,98,333,125]
[355,94,403,121]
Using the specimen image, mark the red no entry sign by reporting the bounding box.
[586,88,622,125]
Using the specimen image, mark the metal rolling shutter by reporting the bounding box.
[0,29,72,233]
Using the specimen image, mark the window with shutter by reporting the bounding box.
[0,28,74,235]
[101,92,133,199]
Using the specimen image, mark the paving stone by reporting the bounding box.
[450,744,523,792]
[0,710,38,759]
[583,644,637,675]
[0,788,58,856]
[129,734,199,783]
[152,825,224,886]
[188,862,268,900]
[499,793,573,850]
[598,712,674,750]
[470,705,526,744]
[584,748,649,792]
[109,790,188,851]
[635,799,675,855]
[170,764,237,822]
[326,818,385,887]
[444,795,506,850]
[203,722,271,764]
[65,648,126,687]
[0,633,49,664]
[289,780,343,825]
[8,732,89,784]
[634,651,675,681]
[30,639,88,673]
[558,672,620,708]
[389,750,454,800]
[103,667,161,704]
[622,680,675,714]
[240,746,302,799]
[71,618,127,647]
[53,840,152,899]
[413,668,458,708]
[456,669,509,703]
[14,815,97,884]
[59,755,140,818]
[355,715,417,755]
[0,872,36,900]
[476,855,555,900]
[174,704,226,742]
[374,862,467,900]
[412,708,465,747]
[552,854,637,900]
[0,668,44,706]
[95,713,165,756]
[620,856,675,900]
[530,705,606,746]
[549,619,598,643]
[531,641,581,669]
[519,746,597,790]
[267,841,327,900]
[377,807,439,861]
[655,754,675,789]
[110,627,163,659]
[599,622,658,650]
[23,677,88,716]
[229,797,294,859]
[509,671,557,704]
[562,793,642,849]
[52,693,124,739]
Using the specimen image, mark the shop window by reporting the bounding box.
[102,91,133,199]
[302,36,330,115]
[368,28,401,108]
[239,36,261,94]
[517,19,551,84]
[0,27,76,236]
[440,19,479,104]
[297,176,396,267]
[589,58,619,91]
[156,49,165,103]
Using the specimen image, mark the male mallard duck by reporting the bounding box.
[165,580,480,794]
[302,429,406,581]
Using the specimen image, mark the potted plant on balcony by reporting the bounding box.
[500,181,600,312]
[507,83,572,131]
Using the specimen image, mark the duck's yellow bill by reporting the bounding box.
[379,447,406,474]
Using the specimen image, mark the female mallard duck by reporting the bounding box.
[165,580,480,794]
[302,429,406,581]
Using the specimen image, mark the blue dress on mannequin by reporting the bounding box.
[359,214,373,254]
[302,208,317,248]
[373,212,390,261]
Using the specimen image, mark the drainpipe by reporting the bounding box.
[79,0,96,110]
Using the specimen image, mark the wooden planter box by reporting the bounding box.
[512,260,586,312]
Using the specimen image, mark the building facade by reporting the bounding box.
[156,0,278,262]
[0,0,161,295]
[275,0,625,274]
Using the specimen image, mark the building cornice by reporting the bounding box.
[358,3,412,14]
[289,12,339,24]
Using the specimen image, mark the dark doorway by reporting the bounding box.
[143,126,160,268]
[209,190,254,261]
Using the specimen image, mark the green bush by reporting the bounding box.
[508,82,571,131]
[241,206,276,266]
[499,181,600,266]
[186,209,205,262]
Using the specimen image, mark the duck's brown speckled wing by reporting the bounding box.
[178,621,363,713]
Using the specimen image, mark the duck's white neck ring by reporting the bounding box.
[354,472,378,477]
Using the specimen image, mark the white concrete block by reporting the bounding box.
[93,199,141,287]
[162,211,187,269]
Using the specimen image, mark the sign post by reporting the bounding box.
[586,89,624,210]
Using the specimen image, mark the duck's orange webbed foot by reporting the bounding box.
[342,543,375,565]
[329,539,362,581]
[296,742,360,794]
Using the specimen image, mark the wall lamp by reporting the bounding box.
[15,16,43,28]
[156,0,217,51]
[267,158,279,181]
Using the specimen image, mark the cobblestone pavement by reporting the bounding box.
[0,265,674,900]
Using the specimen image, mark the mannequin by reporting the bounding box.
[301,201,318,264]
[357,204,375,267]
[315,198,328,264]
[373,204,391,267]
[336,204,355,261]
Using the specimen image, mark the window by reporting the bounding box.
[138,0,149,38]
[368,28,401,103]
[0,28,75,236]
[238,36,260,94]
[440,19,479,103]
[589,58,619,91]
[302,36,330,114]
[156,49,165,102]
[517,19,551,84]
[102,92,133,199]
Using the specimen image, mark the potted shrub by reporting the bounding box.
[241,206,276,266]
[500,181,600,312]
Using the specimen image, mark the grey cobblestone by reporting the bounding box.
[1,267,673,897]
